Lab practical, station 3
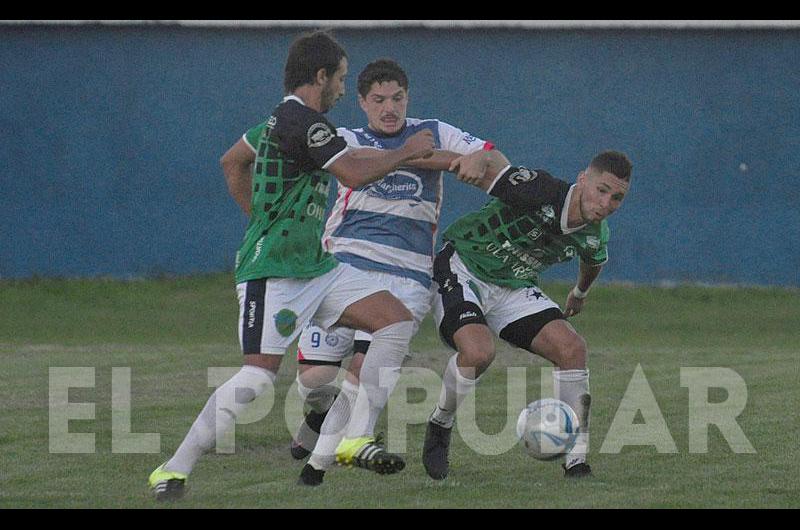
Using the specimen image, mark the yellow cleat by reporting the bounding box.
[148,463,187,501]
[335,436,405,475]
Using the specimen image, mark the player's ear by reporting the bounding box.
[358,94,368,112]
[315,67,328,86]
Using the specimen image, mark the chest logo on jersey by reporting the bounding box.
[308,123,334,148]
[537,205,556,223]
[366,171,424,202]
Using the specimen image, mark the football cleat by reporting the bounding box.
[563,462,592,478]
[422,421,452,480]
[148,463,187,501]
[335,435,405,475]
[297,463,326,486]
[290,409,328,460]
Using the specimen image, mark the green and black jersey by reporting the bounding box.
[444,166,609,289]
[234,96,348,284]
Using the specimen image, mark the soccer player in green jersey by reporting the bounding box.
[147,30,435,501]
[421,148,632,480]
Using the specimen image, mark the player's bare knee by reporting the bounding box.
[556,334,587,370]
[458,341,495,376]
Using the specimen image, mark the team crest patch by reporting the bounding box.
[507,167,538,186]
[307,123,334,148]
[325,333,340,347]
[538,204,555,222]
[586,236,600,249]
[274,309,298,337]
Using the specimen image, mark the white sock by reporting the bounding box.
[553,369,590,468]
[297,377,338,414]
[345,321,413,439]
[165,365,275,476]
[307,379,359,471]
[430,353,480,429]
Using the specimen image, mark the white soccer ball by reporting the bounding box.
[516,398,580,460]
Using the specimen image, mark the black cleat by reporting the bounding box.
[297,463,326,486]
[153,478,186,501]
[148,464,187,501]
[563,462,592,478]
[290,440,312,460]
[422,421,452,480]
[290,409,329,460]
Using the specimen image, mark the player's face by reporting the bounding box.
[358,81,408,135]
[321,57,348,113]
[577,167,629,223]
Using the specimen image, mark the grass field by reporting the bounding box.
[1,274,798,508]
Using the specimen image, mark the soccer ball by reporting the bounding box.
[516,398,579,460]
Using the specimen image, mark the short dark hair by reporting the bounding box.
[284,30,347,94]
[589,150,633,182]
[357,58,409,98]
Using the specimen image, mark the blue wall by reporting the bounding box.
[2,26,799,285]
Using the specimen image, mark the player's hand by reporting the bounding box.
[402,130,435,160]
[450,151,491,188]
[563,291,585,318]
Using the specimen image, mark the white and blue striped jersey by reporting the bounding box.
[322,118,488,288]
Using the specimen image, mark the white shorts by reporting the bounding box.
[296,270,434,363]
[432,246,563,350]
[235,263,386,355]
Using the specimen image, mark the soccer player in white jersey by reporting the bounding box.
[292,59,494,486]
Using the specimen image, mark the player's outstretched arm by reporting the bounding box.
[221,138,255,216]
[449,149,512,190]
[405,150,461,171]
[328,129,434,188]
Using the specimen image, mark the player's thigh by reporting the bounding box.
[431,244,492,353]
[490,285,567,356]
[339,290,413,332]
[357,272,433,338]
[315,264,413,333]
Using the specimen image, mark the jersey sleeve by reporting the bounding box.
[437,121,488,154]
[487,166,572,219]
[243,122,266,153]
[292,109,349,170]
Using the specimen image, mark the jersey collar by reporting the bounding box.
[560,184,588,235]
[365,120,408,139]
[283,95,306,107]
